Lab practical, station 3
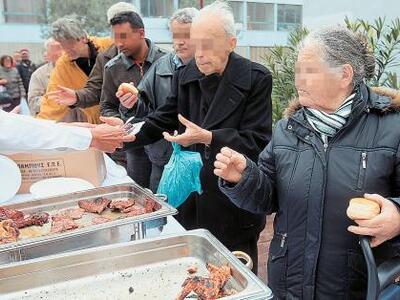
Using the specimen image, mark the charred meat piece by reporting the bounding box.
[92,216,112,225]
[109,198,135,211]
[123,206,146,217]
[50,217,79,234]
[176,264,232,300]
[0,220,20,244]
[52,208,85,221]
[0,207,24,221]
[14,212,49,229]
[187,265,198,274]
[144,198,157,213]
[78,197,111,214]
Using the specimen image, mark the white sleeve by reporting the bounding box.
[0,110,92,153]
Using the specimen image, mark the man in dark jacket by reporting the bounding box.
[100,11,166,188]
[119,7,198,192]
[107,2,273,272]
[17,49,37,93]
[216,27,400,299]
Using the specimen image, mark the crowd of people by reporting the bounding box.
[0,1,399,299]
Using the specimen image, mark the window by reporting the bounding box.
[277,4,302,31]
[228,1,243,24]
[178,0,214,9]
[140,0,174,18]
[247,2,274,31]
[3,0,46,24]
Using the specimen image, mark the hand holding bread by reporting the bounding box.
[116,82,139,109]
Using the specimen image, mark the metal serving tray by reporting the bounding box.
[0,183,177,265]
[0,229,272,300]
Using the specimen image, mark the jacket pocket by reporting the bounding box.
[268,232,288,298]
[356,151,367,190]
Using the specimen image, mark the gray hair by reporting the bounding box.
[107,2,139,23]
[193,1,236,37]
[44,38,56,49]
[169,7,199,28]
[300,26,375,87]
[51,15,87,41]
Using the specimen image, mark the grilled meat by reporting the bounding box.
[109,198,135,211]
[123,205,146,217]
[144,198,157,213]
[176,264,232,300]
[0,219,20,244]
[0,207,24,221]
[50,217,79,233]
[78,197,111,214]
[92,216,112,225]
[52,208,85,221]
[14,212,49,228]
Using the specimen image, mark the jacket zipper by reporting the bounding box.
[280,233,288,248]
[357,152,367,189]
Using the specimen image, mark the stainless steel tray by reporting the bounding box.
[0,229,272,300]
[0,184,177,264]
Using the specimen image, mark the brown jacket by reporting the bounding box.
[74,45,119,108]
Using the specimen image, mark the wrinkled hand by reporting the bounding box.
[163,114,212,147]
[99,116,125,127]
[49,85,77,106]
[214,147,247,183]
[116,83,138,109]
[59,122,96,128]
[348,193,400,247]
[90,123,134,153]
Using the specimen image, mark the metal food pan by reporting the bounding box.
[0,229,272,300]
[0,183,177,264]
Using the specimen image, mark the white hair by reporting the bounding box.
[169,7,199,28]
[44,38,56,49]
[299,26,375,87]
[51,15,87,41]
[107,2,139,23]
[193,1,236,37]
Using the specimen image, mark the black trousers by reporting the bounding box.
[126,147,152,189]
[149,163,164,193]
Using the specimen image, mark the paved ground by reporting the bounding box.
[257,214,274,283]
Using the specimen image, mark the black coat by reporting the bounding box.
[220,84,400,299]
[127,52,273,245]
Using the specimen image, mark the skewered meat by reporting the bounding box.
[50,217,79,234]
[123,206,146,217]
[0,207,24,221]
[0,220,20,244]
[14,212,49,228]
[92,216,112,225]
[78,197,111,214]
[176,264,232,300]
[109,198,135,211]
[52,208,85,221]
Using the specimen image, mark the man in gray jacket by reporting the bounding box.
[120,7,198,192]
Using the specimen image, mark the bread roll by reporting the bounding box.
[118,82,138,96]
[346,198,381,220]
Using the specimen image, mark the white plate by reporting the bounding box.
[0,155,22,203]
[30,178,95,198]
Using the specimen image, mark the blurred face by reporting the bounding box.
[171,20,194,63]
[58,37,89,60]
[190,17,236,75]
[20,50,30,60]
[2,57,12,69]
[46,41,63,64]
[13,52,21,63]
[295,44,353,113]
[112,22,145,58]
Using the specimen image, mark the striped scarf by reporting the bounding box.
[304,93,356,143]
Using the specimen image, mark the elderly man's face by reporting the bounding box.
[112,22,145,58]
[190,18,236,75]
[13,52,21,63]
[46,41,63,64]
[295,45,345,113]
[58,37,89,60]
[171,20,193,63]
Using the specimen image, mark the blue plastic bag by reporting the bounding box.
[157,142,203,208]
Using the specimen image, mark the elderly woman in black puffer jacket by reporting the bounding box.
[215,26,400,299]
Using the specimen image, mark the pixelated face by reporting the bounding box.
[2,57,12,68]
[46,41,63,64]
[171,20,194,63]
[58,37,88,60]
[295,45,344,112]
[190,18,236,75]
[112,22,144,57]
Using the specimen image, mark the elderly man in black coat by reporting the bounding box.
[103,1,272,272]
